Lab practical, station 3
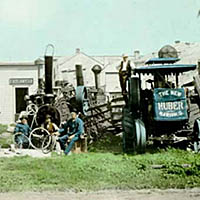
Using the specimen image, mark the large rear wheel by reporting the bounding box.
[135,119,146,153]
[122,108,146,153]
[193,119,200,153]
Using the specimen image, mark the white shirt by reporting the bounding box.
[116,60,136,71]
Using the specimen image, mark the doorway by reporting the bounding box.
[15,88,28,114]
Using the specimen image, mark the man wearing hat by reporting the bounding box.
[43,114,59,134]
[58,112,84,155]
[117,54,136,102]
[13,116,31,148]
[42,114,62,153]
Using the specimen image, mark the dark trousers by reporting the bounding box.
[119,71,128,94]
[64,136,79,155]
[58,135,79,155]
[119,71,129,104]
[58,135,69,150]
[15,134,29,148]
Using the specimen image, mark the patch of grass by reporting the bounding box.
[88,134,123,153]
[0,124,12,148]
[0,137,12,148]
[0,148,200,192]
[0,124,7,134]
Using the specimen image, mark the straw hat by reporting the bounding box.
[122,53,128,58]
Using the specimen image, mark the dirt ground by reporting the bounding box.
[0,148,51,158]
[0,189,200,200]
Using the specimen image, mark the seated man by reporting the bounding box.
[43,114,59,134]
[58,112,84,155]
[42,114,61,152]
[13,116,31,148]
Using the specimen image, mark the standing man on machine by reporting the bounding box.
[117,53,136,103]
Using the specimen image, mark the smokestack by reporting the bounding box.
[34,58,44,90]
[92,65,102,90]
[44,56,53,94]
[75,64,84,86]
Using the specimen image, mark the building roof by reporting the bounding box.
[54,42,200,86]
[57,51,104,72]
[0,61,35,66]
[173,42,200,64]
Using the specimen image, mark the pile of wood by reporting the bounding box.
[83,97,125,143]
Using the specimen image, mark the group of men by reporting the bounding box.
[14,112,84,155]
[14,53,133,154]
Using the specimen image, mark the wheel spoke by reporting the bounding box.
[29,127,50,149]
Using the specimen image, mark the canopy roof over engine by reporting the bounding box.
[135,57,196,75]
[145,57,180,65]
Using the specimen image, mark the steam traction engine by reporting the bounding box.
[24,47,115,149]
[122,57,200,153]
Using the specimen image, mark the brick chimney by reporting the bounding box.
[134,50,140,59]
[76,48,80,54]
[152,52,156,57]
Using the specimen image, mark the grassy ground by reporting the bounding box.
[0,132,200,192]
[0,124,12,148]
[0,124,7,134]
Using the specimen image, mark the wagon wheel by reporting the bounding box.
[26,103,38,116]
[54,97,71,122]
[36,105,61,127]
[193,119,200,153]
[76,86,89,116]
[135,119,146,153]
[13,132,30,149]
[29,127,51,149]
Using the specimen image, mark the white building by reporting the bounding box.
[1,41,199,124]
[0,62,39,124]
[55,42,200,97]
[55,49,141,98]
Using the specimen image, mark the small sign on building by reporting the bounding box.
[9,78,34,85]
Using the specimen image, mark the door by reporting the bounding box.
[15,88,28,114]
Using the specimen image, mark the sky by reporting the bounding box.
[0,0,200,61]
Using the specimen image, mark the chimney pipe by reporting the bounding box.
[76,48,80,54]
[75,64,84,86]
[175,40,180,44]
[92,65,102,90]
[34,58,44,90]
[44,56,53,94]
